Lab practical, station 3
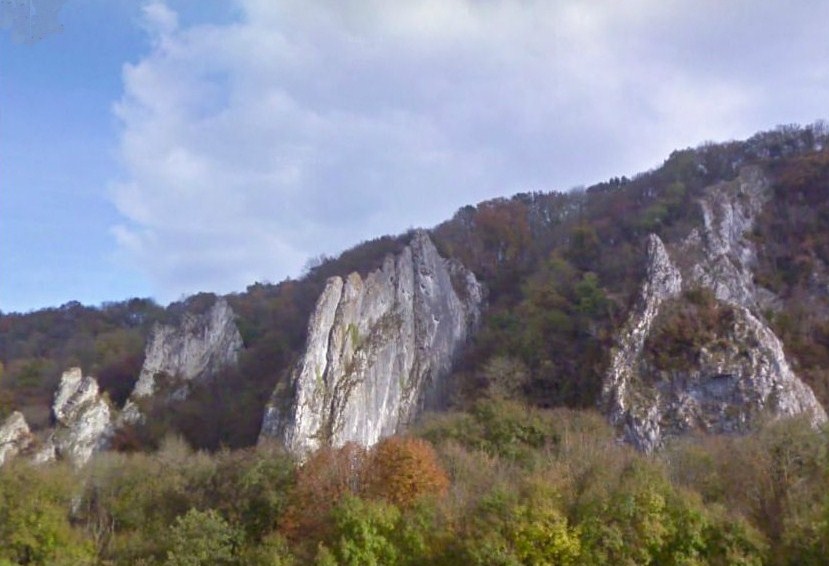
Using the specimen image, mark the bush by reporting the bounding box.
[419,399,560,464]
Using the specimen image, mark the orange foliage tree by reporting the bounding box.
[363,436,450,508]
[281,442,367,540]
[280,436,450,541]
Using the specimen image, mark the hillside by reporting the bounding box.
[3,123,829,563]
[4,123,829,450]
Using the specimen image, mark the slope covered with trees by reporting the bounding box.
[4,123,829,451]
[4,123,829,563]
[3,402,829,564]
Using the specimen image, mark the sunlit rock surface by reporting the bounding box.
[122,297,243,421]
[0,411,32,466]
[260,230,483,457]
[35,367,113,467]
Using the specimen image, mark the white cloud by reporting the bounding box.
[112,0,829,301]
[141,1,178,38]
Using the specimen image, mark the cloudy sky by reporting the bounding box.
[3,0,829,312]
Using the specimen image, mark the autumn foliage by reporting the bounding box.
[281,437,448,544]
[363,436,449,508]
[281,442,367,540]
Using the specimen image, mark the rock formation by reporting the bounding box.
[675,165,774,310]
[35,367,113,467]
[602,234,683,451]
[603,167,827,451]
[122,297,243,421]
[0,411,33,466]
[260,230,483,457]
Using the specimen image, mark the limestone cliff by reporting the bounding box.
[0,411,33,466]
[260,230,483,457]
[122,297,243,420]
[603,167,827,451]
[675,165,774,310]
[602,234,683,451]
[35,368,113,467]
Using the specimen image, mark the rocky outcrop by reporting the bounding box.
[35,368,113,467]
[604,167,827,451]
[676,166,773,310]
[640,302,826,446]
[602,234,683,451]
[260,230,483,457]
[122,297,243,420]
[0,411,33,466]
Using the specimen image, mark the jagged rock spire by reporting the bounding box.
[260,230,483,458]
[603,167,826,452]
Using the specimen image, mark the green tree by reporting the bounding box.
[510,504,581,565]
[574,272,608,317]
[455,486,581,566]
[317,496,401,566]
[238,532,296,566]
[164,508,240,566]
[0,463,93,565]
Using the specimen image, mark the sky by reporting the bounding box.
[2,1,829,313]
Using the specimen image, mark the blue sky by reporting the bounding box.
[1,1,235,311]
[3,1,829,313]
[2,2,149,312]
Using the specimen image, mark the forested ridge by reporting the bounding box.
[4,123,829,563]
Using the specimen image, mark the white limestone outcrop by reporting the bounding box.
[603,167,827,451]
[678,165,772,310]
[260,230,482,457]
[0,411,32,466]
[122,297,243,421]
[602,234,682,451]
[35,367,113,467]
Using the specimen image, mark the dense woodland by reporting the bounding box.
[3,124,829,563]
[2,403,829,564]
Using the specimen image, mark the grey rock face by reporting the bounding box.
[122,297,243,420]
[261,230,482,457]
[602,234,683,452]
[0,411,32,466]
[677,166,771,310]
[36,367,113,467]
[604,167,827,451]
[642,304,826,444]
